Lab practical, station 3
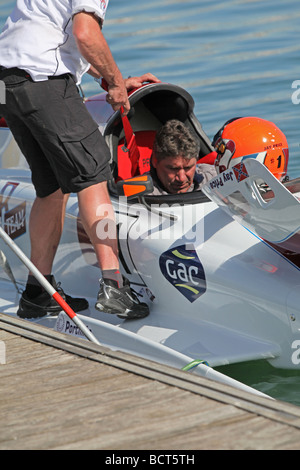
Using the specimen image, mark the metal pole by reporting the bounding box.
[0,225,100,345]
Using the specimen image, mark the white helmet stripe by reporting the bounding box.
[241,152,267,163]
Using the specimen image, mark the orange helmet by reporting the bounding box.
[212,117,289,180]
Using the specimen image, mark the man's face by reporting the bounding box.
[152,155,197,194]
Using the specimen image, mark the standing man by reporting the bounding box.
[0,0,159,320]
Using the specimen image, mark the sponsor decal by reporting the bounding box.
[232,162,249,183]
[141,156,150,170]
[0,182,26,239]
[209,168,235,190]
[159,244,206,302]
[56,313,93,339]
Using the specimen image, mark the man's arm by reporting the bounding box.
[86,65,101,78]
[73,11,130,114]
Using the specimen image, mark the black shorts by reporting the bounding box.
[0,68,112,197]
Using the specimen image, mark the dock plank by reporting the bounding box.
[1,314,300,450]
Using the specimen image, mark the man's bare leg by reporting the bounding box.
[29,189,69,275]
[29,182,120,278]
[18,188,89,318]
[20,181,149,320]
[77,181,120,271]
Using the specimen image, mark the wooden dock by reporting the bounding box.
[1,312,300,450]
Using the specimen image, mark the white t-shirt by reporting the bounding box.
[0,0,109,83]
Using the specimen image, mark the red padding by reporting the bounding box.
[117,130,156,180]
[0,118,8,128]
[198,151,217,165]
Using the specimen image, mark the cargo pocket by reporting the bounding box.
[59,127,110,180]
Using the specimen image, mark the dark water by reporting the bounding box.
[1,0,300,405]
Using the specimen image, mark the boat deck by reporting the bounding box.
[1,312,300,450]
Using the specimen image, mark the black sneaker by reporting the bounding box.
[17,280,89,319]
[95,278,149,319]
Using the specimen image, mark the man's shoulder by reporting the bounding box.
[196,163,217,179]
[144,171,167,195]
[193,163,217,191]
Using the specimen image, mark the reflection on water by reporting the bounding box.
[217,360,300,406]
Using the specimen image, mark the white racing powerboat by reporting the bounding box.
[0,82,300,398]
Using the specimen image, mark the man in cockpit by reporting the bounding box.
[149,120,217,195]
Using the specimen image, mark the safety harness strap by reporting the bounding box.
[120,106,141,176]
